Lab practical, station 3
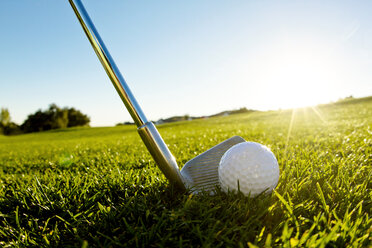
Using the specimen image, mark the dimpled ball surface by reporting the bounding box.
[218,142,279,197]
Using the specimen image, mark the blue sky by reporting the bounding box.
[0,1,371,126]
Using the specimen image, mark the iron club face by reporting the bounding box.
[180,136,246,194]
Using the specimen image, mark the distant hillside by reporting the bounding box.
[209,107,256,118]
[332,95,372,105]
[155,107,257,124]
[116,96,372,126]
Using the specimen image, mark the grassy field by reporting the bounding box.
[0,97,371,247]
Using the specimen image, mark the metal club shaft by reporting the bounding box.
[69,0,185,190]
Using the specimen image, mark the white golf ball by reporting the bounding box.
[218,142,279,197]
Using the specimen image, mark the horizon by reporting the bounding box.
[5,95,370,128]
[1,1,372,126]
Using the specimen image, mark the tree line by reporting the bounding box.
[0,104,90,135]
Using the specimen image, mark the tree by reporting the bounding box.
[21,104,90,133]
[0,108,22,135]
[0,108,10,127]
[21,110,50,133]
[67,107,90,127]
[3,122,22,135]
[48,104,68,129]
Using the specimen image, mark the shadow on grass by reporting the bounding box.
[0,178,274,247]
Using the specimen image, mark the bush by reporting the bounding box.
[67,108,90,127]
[3,122,22,135]
[21,104,90,133]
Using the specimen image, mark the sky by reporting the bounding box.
[0,1,371,127]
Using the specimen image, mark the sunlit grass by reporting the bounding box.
[0,97,371,247]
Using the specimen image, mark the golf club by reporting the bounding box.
[69,0,245,193]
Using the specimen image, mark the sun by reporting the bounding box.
[253,40,340,110]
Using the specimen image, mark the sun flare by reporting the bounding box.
[253,41,341,110]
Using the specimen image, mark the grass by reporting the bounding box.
[0,96,371,247]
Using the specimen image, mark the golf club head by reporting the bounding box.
[180,136,245,194]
